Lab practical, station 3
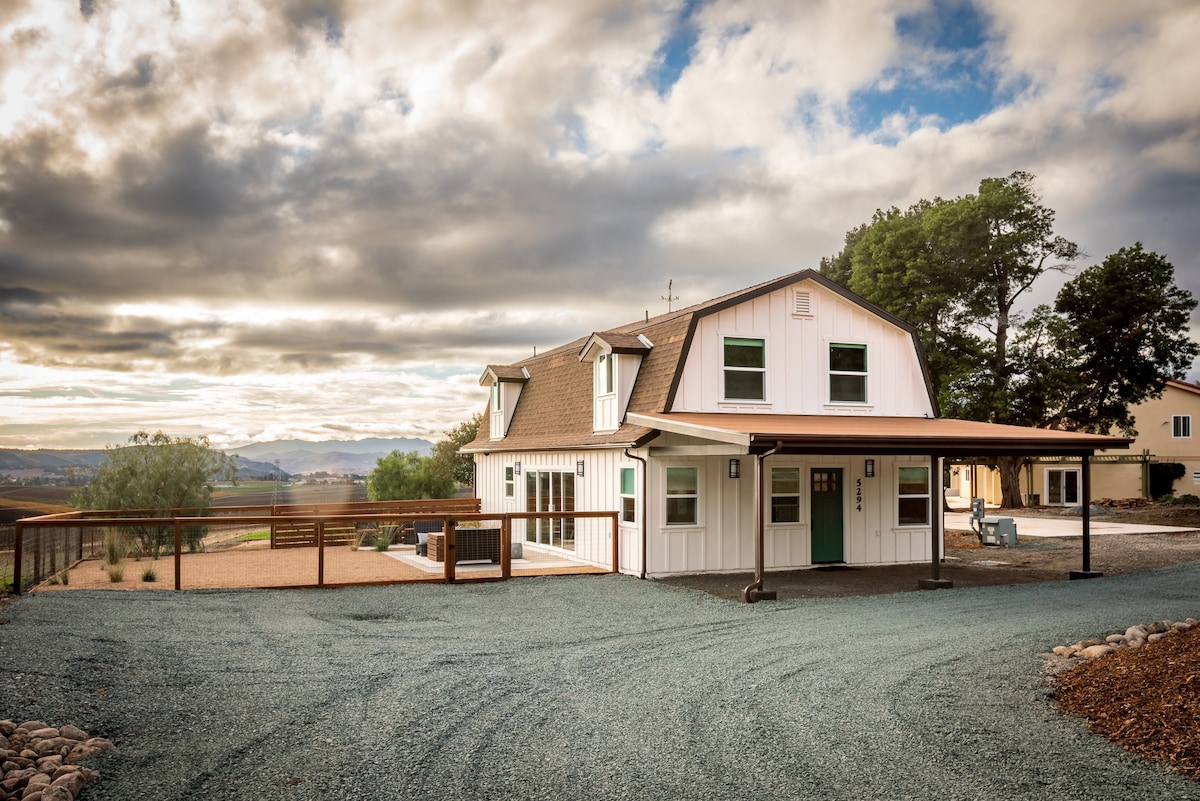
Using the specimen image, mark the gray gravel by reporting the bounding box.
[2,565,1199,800]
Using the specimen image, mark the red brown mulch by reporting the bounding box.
[1053,625,1200,779]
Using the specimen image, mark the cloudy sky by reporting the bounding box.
[2,0,1198,450]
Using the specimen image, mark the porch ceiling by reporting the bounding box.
[625,412,1132,457]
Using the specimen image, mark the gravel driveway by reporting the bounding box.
[2,566,1199,800]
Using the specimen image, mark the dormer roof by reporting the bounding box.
[479,364,530,386]
[579,331,653,362]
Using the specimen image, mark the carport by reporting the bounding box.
[629,412,1133,601]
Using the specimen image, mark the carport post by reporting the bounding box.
[919,453,953,590]
[1070,453,1103,580]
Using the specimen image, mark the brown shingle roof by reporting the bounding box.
[462,269,938,453]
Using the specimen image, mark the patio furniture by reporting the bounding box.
[427,528,502,563]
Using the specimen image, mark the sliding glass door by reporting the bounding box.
[525,470,576,550]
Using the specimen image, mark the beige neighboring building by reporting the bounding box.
[954,379,1200,506]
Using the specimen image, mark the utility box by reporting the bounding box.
[980,516,1017,547]
[970,497,985,521]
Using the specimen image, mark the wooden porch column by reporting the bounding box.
[919,453,953,590]
[1070,453,1103,580]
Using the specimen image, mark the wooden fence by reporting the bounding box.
[11,501,618,593]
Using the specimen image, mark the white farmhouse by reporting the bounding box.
[462,270,1129,599]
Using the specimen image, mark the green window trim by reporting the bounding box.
[897,466,930,526]
[620,467,636,523]
[723,336,766,401]
[829,343,867,404]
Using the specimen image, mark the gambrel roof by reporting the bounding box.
[461,269,1132,457]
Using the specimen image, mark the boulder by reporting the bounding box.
[1080,644,1113,659]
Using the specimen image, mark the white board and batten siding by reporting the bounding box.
[475,449,641,571]
[671,281,935,417]
[642,453,936,577]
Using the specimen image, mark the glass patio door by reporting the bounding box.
[525,470,576,550]
[1047,469,1080,506]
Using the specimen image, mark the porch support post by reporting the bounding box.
[1070,453,1103,580]
[743,443,780,603]
[919,453,953,590]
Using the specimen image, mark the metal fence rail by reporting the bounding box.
[12,506,618,593]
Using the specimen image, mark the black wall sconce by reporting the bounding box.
[576,460,585,477]
[513,461,521,475]
[728,458,741,479]
[865,459,875,478]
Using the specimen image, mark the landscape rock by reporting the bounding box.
[1044,617,1200,671]
[0,721,113,801]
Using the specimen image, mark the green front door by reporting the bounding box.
[811,468,844,563]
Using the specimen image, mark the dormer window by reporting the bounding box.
[598,353,614,395]
[723,337,765,401]
[492,380,502,412]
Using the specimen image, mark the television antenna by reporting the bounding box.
[661,279,679,312]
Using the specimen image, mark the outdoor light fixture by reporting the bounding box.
[513,461,521,475]
[865,459,875,478]
[577,460,585,477]
[729,458,741,479]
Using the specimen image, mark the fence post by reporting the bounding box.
[610,512,619,573]
[317,520,325,587]
[174,520,183,591]
[13,521,22,595]
[500,517,511,580]
[443,518,456,584]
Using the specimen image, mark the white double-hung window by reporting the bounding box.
[723,337,765,401]
[829,343,867,403]
[1174,415,1191,438]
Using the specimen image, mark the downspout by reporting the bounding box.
[624,448,648,579]
[742,441,782,603]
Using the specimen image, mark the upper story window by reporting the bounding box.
[770,467,801,524]
[491,380,502,412]
[665,466,699,525]
[829,343,867,403]
[723,337,765,401]
[1173,415,1191,438]
[598,353,614,395]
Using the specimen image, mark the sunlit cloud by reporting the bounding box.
[1,0,1197,449]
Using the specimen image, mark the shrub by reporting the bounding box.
[1149,462,1187,500]
[105,564,124,583]
[1173,494,1200,506]
[141,566,157,582]
[59,570,69,586]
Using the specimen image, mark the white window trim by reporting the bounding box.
[597,352,615,397]
[1173,415,1191,438]
[664,464,702,527]
[504,465,514,498]
[1044,468,1081,507]
[491,380,502,413]
[828,342,869,405]
[896,464,930,528]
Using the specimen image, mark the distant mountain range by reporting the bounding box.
[228,437,433,475]
[0,437,434,480]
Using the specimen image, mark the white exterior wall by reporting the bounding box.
[642,452,937,576]
[671,282,935,417]
[592,353,644,433]
[488,381,524,439]
[474,449,643,572]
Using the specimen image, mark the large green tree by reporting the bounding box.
[823,172,1196,507]
[428,412,482,489]
[1012,244,1198,435]
[73,430,236,555]
[367,450,453,501]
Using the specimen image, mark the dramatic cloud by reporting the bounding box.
[1,0,1198,448]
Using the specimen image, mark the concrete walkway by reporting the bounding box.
[944,510,1200,538]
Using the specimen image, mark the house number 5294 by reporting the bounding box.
[855,478,863,512]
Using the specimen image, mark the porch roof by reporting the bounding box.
[625,412,1132,457]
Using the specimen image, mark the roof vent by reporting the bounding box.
[793,290,813,317]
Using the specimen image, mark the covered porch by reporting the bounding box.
[629,412,1132,602]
